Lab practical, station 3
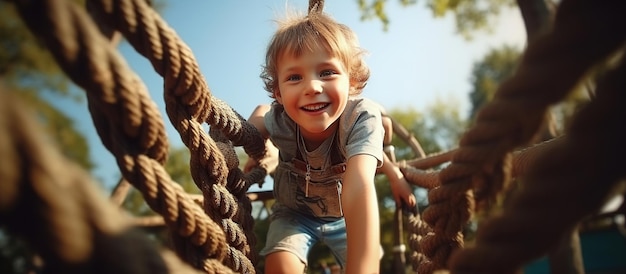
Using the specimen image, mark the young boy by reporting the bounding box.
[247,10,399,274]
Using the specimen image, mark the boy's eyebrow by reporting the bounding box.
[317,61,340,68]
[278,65,300,74]
[278,57,342,73]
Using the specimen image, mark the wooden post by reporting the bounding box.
[392,207,406,273]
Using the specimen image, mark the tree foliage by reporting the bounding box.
[389,100,466,156]
[358,0,516,39]
[0,2,72,95]
[0,0,93,170]
[468,44,521,120]
[0,0,167,172]
[467,43,592,135]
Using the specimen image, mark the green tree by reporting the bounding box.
[387,107,429,159]
[466,44,590,138]
[0,1,93,169]
[468,44,521,120]
[389,100,466,156]
[1,0,167,172]
[358,0,515,38]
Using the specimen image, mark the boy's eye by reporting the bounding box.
[320,70,336,78]
[287,74,302,81]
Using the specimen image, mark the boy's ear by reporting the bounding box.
[274,89,284,104]
[349,79,359,95]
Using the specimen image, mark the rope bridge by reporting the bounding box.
[1,0,625,273]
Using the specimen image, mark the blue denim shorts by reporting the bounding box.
[260,207,347,268]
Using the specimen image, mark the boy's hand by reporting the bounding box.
[389,175,416,212]
[244,138,279,174]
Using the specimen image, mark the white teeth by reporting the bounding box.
[302,103,328,111]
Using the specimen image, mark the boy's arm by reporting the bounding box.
[379,115,417,208]
[342,154,381,274]
[379,153,417,208]
[244,104,278,173]
[247,104,271,138]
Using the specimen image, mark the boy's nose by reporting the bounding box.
[305,79,323,95]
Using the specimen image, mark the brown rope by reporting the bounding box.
[88,8,266,265]
[11,0,242,271]
[400,133,563,271]
[0,89,228,274]
[405,211,434,273]
[309,0,325,14]
[450,32,626,274]
[401,149,456,170]
[12,0,624,273]
[422,0,626,272]
[391,115,427,159]
[85,0,273,269]
[400,137,566,190]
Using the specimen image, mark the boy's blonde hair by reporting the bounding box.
[261,11,370,98]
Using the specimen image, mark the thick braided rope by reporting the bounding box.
[0,91,228,274]
[88,0,259,269]
[210,128,262,265]
[400,139,565,191]
[11,0,236,271]
[450,44,626,274]
[420,0,626,272]
[398,164,439,272]
[402,149,457,170]
[63,0,267,271]
[309,0,325,14]
[400,137,570,271]
[87,4,263,270]
[405,211,433,272]
[89,0,265,161]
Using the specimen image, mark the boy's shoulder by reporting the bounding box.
[338,97,385,161]
[339,97,384,132]
[345,97,385,115]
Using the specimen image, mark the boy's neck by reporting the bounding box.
[299,122,339,151]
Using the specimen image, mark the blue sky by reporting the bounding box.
[56,1,526,191]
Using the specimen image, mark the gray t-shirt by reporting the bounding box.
[265,97,385,219]
[265,97,384,167]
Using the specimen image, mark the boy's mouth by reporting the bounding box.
[301,103,329,112]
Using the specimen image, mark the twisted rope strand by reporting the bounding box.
[420,0,626,271]
[0,90,217,274]
[91,0,266,270]
[90,0,265,161]
[12,0,233,269]
[432,0,626,272]
[451,51,626,272]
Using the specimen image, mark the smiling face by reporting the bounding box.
[274,44,350,143]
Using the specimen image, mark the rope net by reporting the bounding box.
[402,0,626,272]
[1,0,625,273]
[9,0,268,272]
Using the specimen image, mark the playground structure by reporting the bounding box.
[1,0,625,273]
